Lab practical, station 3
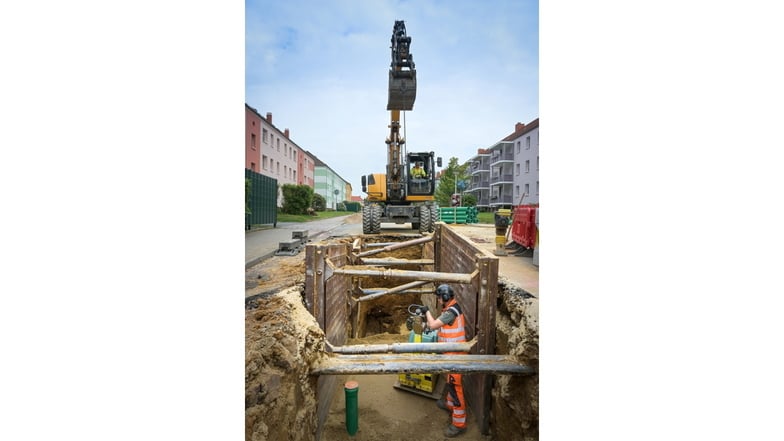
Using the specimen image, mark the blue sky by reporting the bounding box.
[246,0,538,195]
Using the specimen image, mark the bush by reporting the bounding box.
[281,184,315,215]
[461,193,477,207]
[312,193,326,211]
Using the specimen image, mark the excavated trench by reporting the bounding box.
[245,230,538,441]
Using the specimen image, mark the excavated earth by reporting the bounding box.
[245,222,539,441]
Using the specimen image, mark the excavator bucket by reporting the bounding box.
[387,70,417,111]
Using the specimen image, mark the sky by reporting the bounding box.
[245,0,538,195]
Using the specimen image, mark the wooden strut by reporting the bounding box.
[311,354,535,376]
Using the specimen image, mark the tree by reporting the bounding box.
[461,192,477,207]
[312,193,326,211]
[435,157,470,207]
[281,184,315,215]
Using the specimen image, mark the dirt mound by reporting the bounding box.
[245,287,325,441]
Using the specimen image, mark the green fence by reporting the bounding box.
[343,201,361,212]
[245,169,278,229]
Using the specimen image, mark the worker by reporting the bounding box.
[411,162,426,178]
[420,284,468,437]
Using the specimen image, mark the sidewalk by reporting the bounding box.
[245,214,359,268]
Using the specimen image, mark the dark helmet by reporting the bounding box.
[436,284,454,302]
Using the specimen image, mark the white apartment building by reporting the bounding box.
[467,118,539,209]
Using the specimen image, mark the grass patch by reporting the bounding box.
[277,211,356,223]
[477,211,495,224]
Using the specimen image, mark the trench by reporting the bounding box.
[306,227,538,440]
[244,224,538,441]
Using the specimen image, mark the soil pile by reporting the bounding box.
[245,287,325,441]
[493,283,539,441]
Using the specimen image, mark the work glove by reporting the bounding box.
[418,306,429,316]
[405,316,414,331]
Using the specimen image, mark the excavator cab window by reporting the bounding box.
[407,155,433,195]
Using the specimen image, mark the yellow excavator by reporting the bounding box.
[361,20,442,234]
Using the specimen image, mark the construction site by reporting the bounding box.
[245,216,539,440]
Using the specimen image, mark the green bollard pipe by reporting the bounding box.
[344,380,359,436]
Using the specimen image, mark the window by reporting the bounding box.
[262,129,268,143]
[251,162,256,172]
[526,136,531,150]
[516,141,520,153]
[524,183,530,195]
[277,162,280,174]
[515,163,520,176]
[284,166,287,178]
[251,133,256,149]
[536,181,539,195]
[277,139,280,151]
[262,155,268,170]
[515,185,520,196]
[537,156,539,170]
[293,170,297,182]
[525,160,530,173]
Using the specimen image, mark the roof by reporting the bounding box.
[502,118,539,142]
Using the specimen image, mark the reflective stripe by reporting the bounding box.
[438,299,466,344]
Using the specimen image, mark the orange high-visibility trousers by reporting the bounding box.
[445,373,467,428]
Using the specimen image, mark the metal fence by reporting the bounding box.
[245,169,278,229]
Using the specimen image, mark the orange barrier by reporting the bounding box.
[510,206,538,248]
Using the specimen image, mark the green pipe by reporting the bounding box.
[344,380,359,436]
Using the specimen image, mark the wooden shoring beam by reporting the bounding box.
[359,258,435,266]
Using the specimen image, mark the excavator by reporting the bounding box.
[361,20,442,234]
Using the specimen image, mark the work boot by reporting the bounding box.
[436,399,451,413]
[444,424,466,438]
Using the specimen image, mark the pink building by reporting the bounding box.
[245,104,262,172]
[245,103,316,206]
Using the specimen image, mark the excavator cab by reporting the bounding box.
[407,152,437,196]
[387,20,416,111]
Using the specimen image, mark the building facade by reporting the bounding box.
[466,118,539,209]
[310,152,350,210]
[245,104,316,207]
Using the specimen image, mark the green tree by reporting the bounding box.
[435,157,470,207]
[312,193,326,211]
[281,184,315,215]
[461,192,477,207]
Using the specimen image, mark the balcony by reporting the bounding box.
[490,174,514,185]
[469,180,490,191]
[490,152,514,165]
[490,194,514,205]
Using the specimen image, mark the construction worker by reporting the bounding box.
[420,284,467,437]
[411,162,426,178]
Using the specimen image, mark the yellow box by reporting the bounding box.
[398,373,438,393]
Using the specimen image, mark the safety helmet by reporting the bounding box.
[435,284,454,302]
